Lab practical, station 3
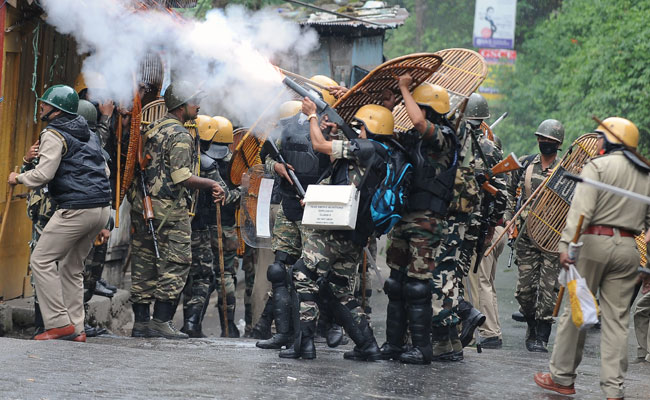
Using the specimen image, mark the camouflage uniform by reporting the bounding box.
[129,114,195,305]
[384,121,455,364]
[505,154,560,323]
[182,145,241,337]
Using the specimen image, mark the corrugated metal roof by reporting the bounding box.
[271,1,408,31]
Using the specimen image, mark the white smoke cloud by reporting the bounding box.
[40,0,319,126]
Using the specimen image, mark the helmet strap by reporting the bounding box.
[40,108,57,122]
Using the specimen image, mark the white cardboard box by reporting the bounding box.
[301,184,359,230]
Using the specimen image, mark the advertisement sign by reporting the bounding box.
[473,0,517,49]
[478,49,516,100]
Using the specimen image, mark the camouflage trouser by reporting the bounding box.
[514,232,560,321]
[355,236,377,312]
[271,207,303,260]
[386,210,446,281]
[182,224,238,314]
[296,229,365,324]
[130,211,191,303]
[432,215,470,327]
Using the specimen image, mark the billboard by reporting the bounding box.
[473,0,517,49]
[478,49,517,100]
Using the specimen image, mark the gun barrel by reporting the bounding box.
[149,220,161,258]
[283,77,328,111]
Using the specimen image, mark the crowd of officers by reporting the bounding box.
[8,68,650,393]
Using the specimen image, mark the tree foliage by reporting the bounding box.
[496,0,650,156]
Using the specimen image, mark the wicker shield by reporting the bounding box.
[240,164,272,248]
[229,128,267,186]
[140,98,168,125]
[119,93,142,201]
[636,232,647,266]
[393,48,488,132]
[332,53,443,126]
[526,133,600,254]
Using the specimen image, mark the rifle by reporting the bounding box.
[282,76,357,140]
[472,153,522,274]
[137,134,160,258]
[489,112,508,130]
[506,187,523,268]
[264,139,305,198]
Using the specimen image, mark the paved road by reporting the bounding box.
[2,245,649,399]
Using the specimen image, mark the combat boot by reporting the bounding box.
[430,325,453,361]
[94,280,114,298]
[99,278,117,293]
[218,304,240,338]
[457,299,486,347]
[251,297,273,340]
[326,324,345,348]
[131,303,151,338]
[400,279,433,365]
[147,301,189,339]
[32,302,45,339]
[257,266,293,349]
[525,315,537,352]
[279,320,316,360]
[530,320,552,353]
[379,271,408,360]
[443,324,463,361]
[181,304,206,338]
[512,310,526,322]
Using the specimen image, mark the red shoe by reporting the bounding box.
[534,372,576,395]
[73,332,87,342]
[33,324,76,341]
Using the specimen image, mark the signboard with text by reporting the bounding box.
[473,0,517,49]
[478,49,516,100]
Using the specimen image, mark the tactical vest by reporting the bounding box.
[279,116,330,221]
[45,122,111,209]
[329,139,387,246]
[406,125,459,216]
[192,143,236,230]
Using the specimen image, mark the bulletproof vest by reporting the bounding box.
[45,117,111,209]
[279,115,330,221]
[330,139,388,246]
[193,143,236,230]
[406,124,459,215]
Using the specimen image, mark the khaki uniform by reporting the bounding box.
[18,129,110,334]
[549,151,650,399]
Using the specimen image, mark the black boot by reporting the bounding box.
[32,302,45,338]
[399,279,433,365]
[131,303,151,338]
[525,315,537,352]
[457,299,486,347]
[512,310,526,322]
[326,324,344,348]
[257,262,293,349]
[530,320,552,352]
[182,303,206,338]
[147,301,188,339]
[94,280,114,298]
[341,317,382,362]
[99,278,117,293]
[217,303,240,338]
[445,325,464,361]
[279,320,316,359]
[379,271,408,360]
[251,297,273,340]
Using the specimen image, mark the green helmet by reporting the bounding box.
[77,99,97,128]
[535,119,564,143]
[164,81,203,111]
[465,93,490,120]
[39,84,79,115]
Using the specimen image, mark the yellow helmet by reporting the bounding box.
[74,71,106,94]
[278,101,302,120]
[310,75,338,106]
[353,104,394,136]
[595,117,639,149]
[196,115,218,142]
[412,83,450,114]
[212,116,234,144]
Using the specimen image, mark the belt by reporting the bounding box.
[583,225,635,238]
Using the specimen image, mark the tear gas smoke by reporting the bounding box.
[40,0,318,126]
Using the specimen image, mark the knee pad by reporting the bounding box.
[405,279,431,303]
[275,251,298,266]
[266,262,287,284]
[383,277,404,301]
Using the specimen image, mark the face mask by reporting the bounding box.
[539,141,559,155]
[468,120,482,129]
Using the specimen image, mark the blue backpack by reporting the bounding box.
[366,139,413,235]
